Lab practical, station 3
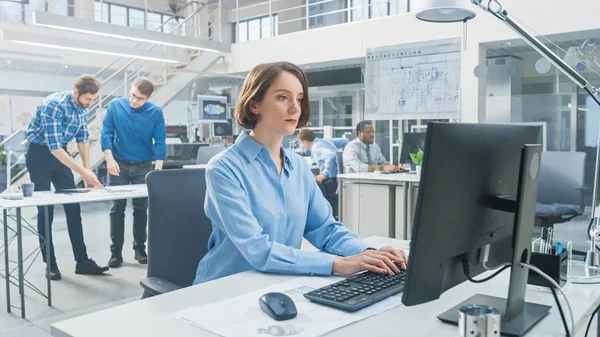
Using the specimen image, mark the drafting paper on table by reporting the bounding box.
[174,277,404,337]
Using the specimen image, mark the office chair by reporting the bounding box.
[140,168,213,298]
[535,151,587,229]
[336,151,344,175]
[196,145,226,165]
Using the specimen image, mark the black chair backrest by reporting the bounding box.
[146,168,212,287]
[196,145,226,165]
[336,151,344,175]
[537,151,586,206]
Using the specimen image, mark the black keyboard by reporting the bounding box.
[304,269,406,312]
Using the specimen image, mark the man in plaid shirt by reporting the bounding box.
[26,74,109,280]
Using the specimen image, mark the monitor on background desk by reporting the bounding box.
[402,122,547,336]
[399,132,426,165]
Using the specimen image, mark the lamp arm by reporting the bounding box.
[473,0,600,264]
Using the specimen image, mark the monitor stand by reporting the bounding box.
[438,145,551,336]
[437,294,550,337]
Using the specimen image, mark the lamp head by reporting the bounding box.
[415,0,477,23]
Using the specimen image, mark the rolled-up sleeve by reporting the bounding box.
[40,102,64,150]
[343,141,369,173]
[206,165,337,276]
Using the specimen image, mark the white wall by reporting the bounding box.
[228,0,600,123]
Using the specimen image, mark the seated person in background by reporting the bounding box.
[343,121,400,173]
[193,61,407,285]
[297,129,348,218]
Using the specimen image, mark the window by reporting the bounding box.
[235,14,278,43]
[147,12,162,32]
[0,2,22,23]
[129,8,145,29]
[238,21,248,42]
[349,0,391,21]
[94,2,109,23]
[110,4,127,26]
[94,1,184,34]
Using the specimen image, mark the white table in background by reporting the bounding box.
[50,236,600,337]
[337,173,420,240]
[1,184,148,318]
[182,164,208,169]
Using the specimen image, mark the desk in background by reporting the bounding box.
[0,185,149,318]
[51,236,600,337]
[337,173,420,240]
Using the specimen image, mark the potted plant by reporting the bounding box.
[409,147,424,175]
[168,0,184,35]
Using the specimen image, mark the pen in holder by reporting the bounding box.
[528,237,572,291]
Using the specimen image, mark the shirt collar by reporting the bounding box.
[356,138,370,148]
[67,91,83,112]
[235,131,294,171]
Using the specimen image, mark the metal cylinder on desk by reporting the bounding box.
[458,304,501,337]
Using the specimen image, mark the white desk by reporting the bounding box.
[1,184,148,318]
[337,173,420,239]
[51,236,600,337]
[182,164,208,169]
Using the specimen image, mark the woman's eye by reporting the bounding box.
[278,96,287,101]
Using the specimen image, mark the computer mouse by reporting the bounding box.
[258,292,297,321]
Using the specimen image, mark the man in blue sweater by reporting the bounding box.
[101,78,166,267]
[297,129,348,219]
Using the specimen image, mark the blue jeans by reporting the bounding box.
[26,144,89,265]
[108,159,152,254]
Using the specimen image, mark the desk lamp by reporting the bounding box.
[415,0,600,281]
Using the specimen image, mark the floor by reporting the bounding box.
[0,202,147,337]
[0,202,597,336]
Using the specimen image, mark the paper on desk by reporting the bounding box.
[174,277,404,337]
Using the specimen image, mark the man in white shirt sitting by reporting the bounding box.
[342,121,400,173]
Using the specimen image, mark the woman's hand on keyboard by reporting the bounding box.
[332,247,408,277]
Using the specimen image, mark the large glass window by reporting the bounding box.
[236,14,278,42]
[0,2,23,23]
[94,1,183,34]
[109,4,127,26]
[309,0,347,29]
[94,1,109,23]
[128,8,145,29]
[349,0,393,21]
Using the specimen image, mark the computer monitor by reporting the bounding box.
[399,132,426,164]
[214,119,233,137]
[402,122,550,336]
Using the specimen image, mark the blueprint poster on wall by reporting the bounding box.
[364,38,461,120]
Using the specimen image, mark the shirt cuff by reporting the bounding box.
[343,241,371,256]
[294,251,336,276]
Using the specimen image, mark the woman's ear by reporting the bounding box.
[249,100,259,115]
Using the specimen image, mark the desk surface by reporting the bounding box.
[51,236,600,337]
[338,172,421,183]
[0,184,148,208]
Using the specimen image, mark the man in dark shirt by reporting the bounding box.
[101,78,167,267]
[26,74,108,280]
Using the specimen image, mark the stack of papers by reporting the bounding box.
[174,277,404,337]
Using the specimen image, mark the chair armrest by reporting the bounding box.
[576,186,589,214]
[140,276,182,297]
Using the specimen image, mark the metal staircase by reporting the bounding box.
[3,2,230,191]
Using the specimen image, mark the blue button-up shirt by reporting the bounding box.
[100,97,167,162]
[193,131,369,285]
[311,138,349,178]
[26,91,89,150]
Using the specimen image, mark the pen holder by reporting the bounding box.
[528,238,572,290]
